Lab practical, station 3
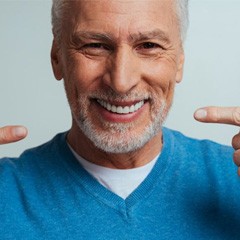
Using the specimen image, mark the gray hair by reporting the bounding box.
[51,0,189,43]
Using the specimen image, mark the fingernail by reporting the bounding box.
[195,109,207,119]
[13,127,26,138]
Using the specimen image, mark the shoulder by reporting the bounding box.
[162,127,235,177]
[0,132,68,178]
[162,128,238,190]
[163,127,233,157]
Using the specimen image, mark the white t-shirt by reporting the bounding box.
[68,145,159,199]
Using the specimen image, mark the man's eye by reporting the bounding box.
[141,42,160,49]
[87,43,102,48]
[79,42,112,56]
[135,42,164,57]
[84,43,109,50]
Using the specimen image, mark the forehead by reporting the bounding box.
[63,0,179,41]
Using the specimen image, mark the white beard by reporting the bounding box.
[74,102,167,154]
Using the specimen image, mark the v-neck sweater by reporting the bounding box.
[68,143,159,199]
[1,128,240,239]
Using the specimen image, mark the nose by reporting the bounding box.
[103,46,140,94]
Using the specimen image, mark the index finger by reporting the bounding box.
[194,106,240,126]
[0,126,28,145]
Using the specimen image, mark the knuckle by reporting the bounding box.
[232,107,240,125]
[0,128,7,142]
[0,127,11,144]
[233,151,240,166]
[211,108,221,122]
[232,134,240,150]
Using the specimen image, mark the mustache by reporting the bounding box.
[86,89,152,102]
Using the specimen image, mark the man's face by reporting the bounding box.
[52,0,184,154]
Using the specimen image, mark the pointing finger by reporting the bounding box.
[0,126,28,145]
[194,106,240,126]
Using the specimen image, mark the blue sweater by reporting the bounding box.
[0,128,240,240]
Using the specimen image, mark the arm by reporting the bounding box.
[194,107,240,176]
[0,126,27,144]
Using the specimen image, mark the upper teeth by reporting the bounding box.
[97,100,144,114]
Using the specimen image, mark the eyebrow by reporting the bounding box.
[72,29,170,44]
[128,29,170,44]
[71,31,112,44]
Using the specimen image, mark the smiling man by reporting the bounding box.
[1,0,240,239]
[52,0,184,169]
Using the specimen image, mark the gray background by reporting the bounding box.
[1,0,240,157]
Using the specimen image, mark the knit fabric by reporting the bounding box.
[69,145,159,199]
[0,128,240,240]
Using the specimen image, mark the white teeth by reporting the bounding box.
[129,105,134,113]
[107,103,111,111]
[122,106,129,114]
[116,106,123,114]
[112,105,117,113]
[97,100,144,114]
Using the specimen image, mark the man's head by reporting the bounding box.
[51,0,189,44]
[51,0,188,156]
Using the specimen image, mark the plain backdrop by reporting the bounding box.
[0,0,240,157]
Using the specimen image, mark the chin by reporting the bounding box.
[75,102,168,154]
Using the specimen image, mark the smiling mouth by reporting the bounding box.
[96,99,145,114]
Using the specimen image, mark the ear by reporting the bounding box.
[51,39,63,81]
[175,51,185,84]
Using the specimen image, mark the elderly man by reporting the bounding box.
[1,0,240,239]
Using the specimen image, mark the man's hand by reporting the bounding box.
[194,107,240,176]
[0,126,27,144]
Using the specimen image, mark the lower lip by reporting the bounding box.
[93,100,148,123]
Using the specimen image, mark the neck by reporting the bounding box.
[67,124,163,169]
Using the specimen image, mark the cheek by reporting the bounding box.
[63,55,107,113]
[142,59,178,99]
[64,55,106,91]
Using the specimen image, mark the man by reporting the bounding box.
[1,0,240,239]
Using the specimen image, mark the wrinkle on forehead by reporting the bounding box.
[69,0,175,21]
[64,0,180,45]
